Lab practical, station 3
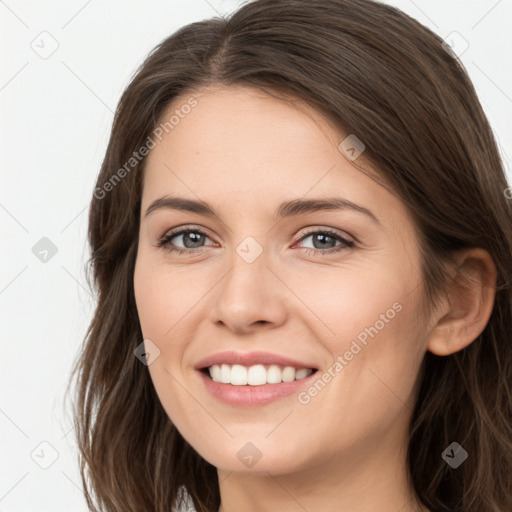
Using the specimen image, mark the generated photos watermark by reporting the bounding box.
[94,96,198,200]
[298,301,403,405]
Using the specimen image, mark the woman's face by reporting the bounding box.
[134,85,430,475]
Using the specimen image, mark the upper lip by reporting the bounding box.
[194,350,318,370]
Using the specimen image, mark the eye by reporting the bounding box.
[295,228,355,256]
[157,226,216,255]
[157,226,354,257]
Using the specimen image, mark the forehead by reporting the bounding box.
[149,85,342,164]
[141,85,403,225]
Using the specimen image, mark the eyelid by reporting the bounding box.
[157,224,217,247]
[296,225,354,242]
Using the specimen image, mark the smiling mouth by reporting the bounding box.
[200,364,318,386]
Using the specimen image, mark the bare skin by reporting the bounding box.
[133,85,496,512]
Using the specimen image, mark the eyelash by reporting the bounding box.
[157,225,355,257]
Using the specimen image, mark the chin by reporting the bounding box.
[189,435,313,476]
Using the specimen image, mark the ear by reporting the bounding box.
[427,248,497,356]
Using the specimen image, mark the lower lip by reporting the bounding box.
[197,369,317,407]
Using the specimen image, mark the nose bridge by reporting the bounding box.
[211,234,287,331]
[220,234,270,307]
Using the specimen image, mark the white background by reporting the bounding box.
[1,1,511,510]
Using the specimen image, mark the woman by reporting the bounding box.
[69,0,512,511]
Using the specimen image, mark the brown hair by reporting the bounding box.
[67,0,512,510]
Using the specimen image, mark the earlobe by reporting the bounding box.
[426,248,497,357]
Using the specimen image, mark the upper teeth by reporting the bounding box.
[208,364,313,386]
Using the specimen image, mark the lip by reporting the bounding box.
[194,350,318,371]
[196,368,318,407]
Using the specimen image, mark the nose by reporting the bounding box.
[209,247,288,335]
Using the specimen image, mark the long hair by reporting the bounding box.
[67,1,512,510]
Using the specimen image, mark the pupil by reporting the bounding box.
[314,234,334,249]
[184,232,204,248]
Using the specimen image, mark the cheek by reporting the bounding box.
[285,260,416,349]
[134,252,203,339]
[134,255,205,427]
[287,258,426,409]
[293,273,424,451]
[134,256,163,338]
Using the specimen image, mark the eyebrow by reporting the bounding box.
[144,195,380,225]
